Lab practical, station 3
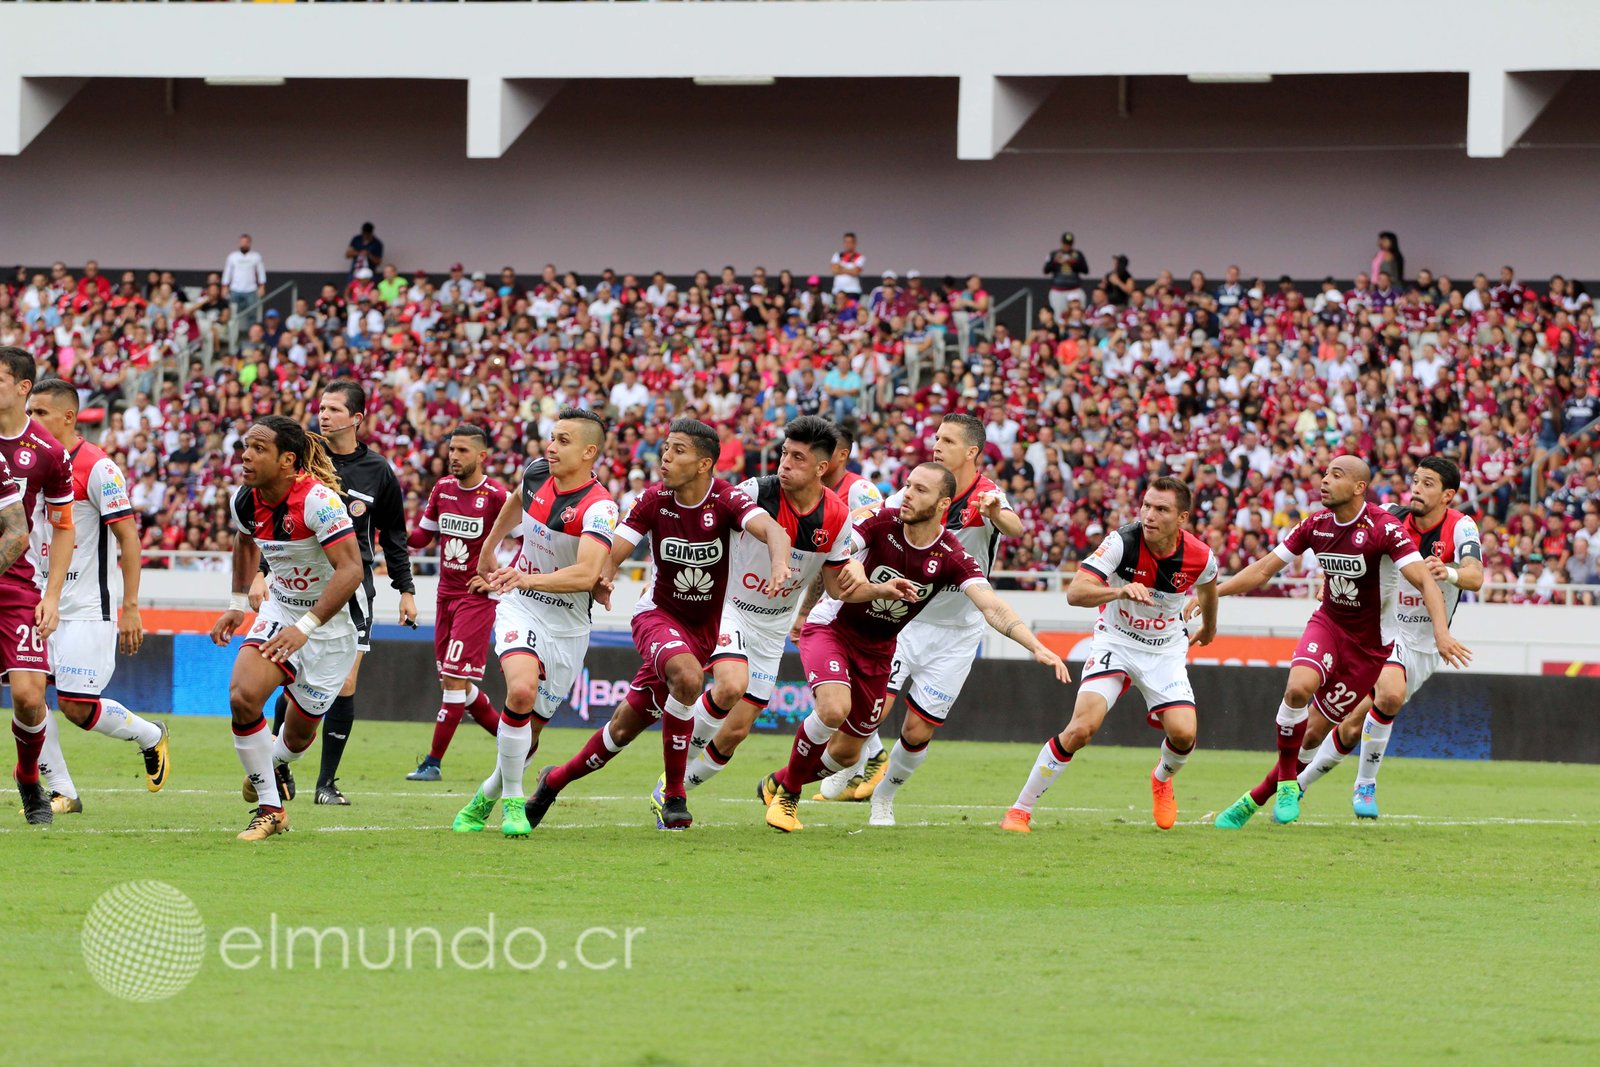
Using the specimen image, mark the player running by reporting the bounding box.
[212,416,364,841]
[25,379,168,814]
[813,412,1020,808]
[0,348,76,825]
[404,424,507,781]
[518,417,793,833]
[1294,457,1483,817]
[450,408,618,838]
[1000,477,1217,834]
[671,416,853,797]
[762,462,1071,832]
[1202,456,1470,829]
[254,380,417,805]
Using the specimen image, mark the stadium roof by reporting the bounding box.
[4,0,1599,159]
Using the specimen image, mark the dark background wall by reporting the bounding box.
[3,73,1599,280]
[135,635,1600,764]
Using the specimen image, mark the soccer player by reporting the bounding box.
[253,380,417,805]
[821,415,886,516]
[1294,457,1483,817]
[404,424,507,781]
[519,417,794,832]
[674,416,853,798]
[0,347,75,825]
[1204,456,1470,829]
[449,408,618,837]
[762,462,1072,832]
[211,416,363,841]
[813,412,1020,807]
[25,379,169,814]
[1001,477,1217,834]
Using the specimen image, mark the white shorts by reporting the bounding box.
[492,601,589,721]
[243,602,359,719]
[886,619,984,724]
[1078,632,1196,729]
[49,618,116,698]
[1385,637,1441,701]
[706,603,789,706]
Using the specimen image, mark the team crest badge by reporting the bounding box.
[475,495,485,510]
[717,634,732,647]
[505,631,518,643]
[14,449,33,469]
[1354,531,1366,546]
[561,506,577,524]
[925,558,939,576]
[702,512,716,529]
[812,528,829,548]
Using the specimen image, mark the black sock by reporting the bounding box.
[318,694,356,788]
[271,692,288,736]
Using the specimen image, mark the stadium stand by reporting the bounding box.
[2,244,1597,604]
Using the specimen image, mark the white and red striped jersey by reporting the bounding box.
[1081,525,1217,654]
[230,475,358,638]
[1381,505,1480,654]
[52,441,135,622]
[726,476,853,626]
[830,468,884,515]
[506,458,618,638]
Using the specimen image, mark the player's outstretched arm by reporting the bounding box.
[110,517,145,656]
[1190,577,1219,647]
[978,491,1024,538]
[1213,550,1288,598]
[1423,552,1485,594]
[745,512,794,593]
[0,501,27,576]
[475,489,523,584]
[966,583,1072,683]
[490,535,610,595]
[212,534,261,646]
[827,562,916,604]
[1067,568,1151,608]
[1401,559,1473,669]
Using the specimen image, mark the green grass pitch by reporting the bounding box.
[2,714,1597,1065]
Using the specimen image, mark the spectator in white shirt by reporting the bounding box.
[222,233,267,329]
[984,400,1020,450]
[609,367,650,415]
[831,232,864,296]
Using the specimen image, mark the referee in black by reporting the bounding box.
[258,378,417,805]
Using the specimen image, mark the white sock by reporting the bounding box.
[798,711,834,753]
[235,722,280,807]
[1152,738,1191,783]
[39,709,77,799]
[1276,699,1310,729]
[466,684,482,704]
[691,692,727,752]
[271,731,308,767]
[1356,712,1395,786]
[863,732,885,761]
[874,737,929,802]
[87,699,163,748]
[1012,739,1071,813]
[496,716,533,799]
[1297,731,1351,790]
[684,736,731,791]
[821,751,847,776]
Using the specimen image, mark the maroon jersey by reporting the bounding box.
[418,475,508,600]
[808,507,987,655]
[1274,502,1421,647]
[0,417,72,591]
[615,478,760,632]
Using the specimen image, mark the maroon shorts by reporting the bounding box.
[435,594,496,682]
[624,608,713,718]
[798,622,892,739]
[1291,613,1391,725]
[0,579,46,677]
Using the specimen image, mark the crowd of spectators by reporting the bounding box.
[2,225,1599,605]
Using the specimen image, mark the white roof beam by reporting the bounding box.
[957,75,1058,161]
[0,76,86,156]
[1467,70,1571,158]
[466,77,563,160]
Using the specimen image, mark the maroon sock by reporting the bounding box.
[1276,718,1308,782]
[466,690,501,735]
[776,724,829,794]
[429,704,465,761]
[546,727,622,793]
[662,712,693,799]
[12,719,44,785]
[1248,766,1278,806]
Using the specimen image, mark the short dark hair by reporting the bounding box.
[322,378,367,416]
[783,415,839,462]
[941,413,985,450]
[1418,456,1462,492]
[557,406,608,449]
[918,462,958,500]
[1146,476,1193,514]
[0,346,38,388]
[30,378,78,412]
[669,417,719,462]
[830,414,860,452]
[451,423,489,447]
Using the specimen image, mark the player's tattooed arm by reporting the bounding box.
[966,583,1072,683]
[0,501,27,576]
